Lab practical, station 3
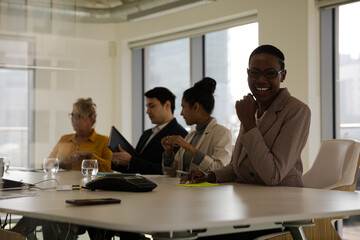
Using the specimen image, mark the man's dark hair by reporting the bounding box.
[144,87,176,114]
[249,44,285,70]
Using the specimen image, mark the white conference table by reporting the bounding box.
[2,170,360,239]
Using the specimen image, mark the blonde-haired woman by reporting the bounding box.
[13,98,112,239]
[49,97,112,172]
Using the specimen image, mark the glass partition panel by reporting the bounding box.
[205,23,258,141]
[0,69,29,167]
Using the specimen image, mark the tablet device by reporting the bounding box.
[0,179,34,191]
[108,126,139,156]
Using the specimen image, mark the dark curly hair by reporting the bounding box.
[249,44,285,70]
[182,77,217,114]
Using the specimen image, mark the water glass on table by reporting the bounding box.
[0,157,10,172]
[0,157,4,178]
[43,158,59,174]
[81,159,98,178]
[4,158,10,172]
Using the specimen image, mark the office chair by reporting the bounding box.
[0,229,26,240]
[254,139,360,240]
[303,139,360,191]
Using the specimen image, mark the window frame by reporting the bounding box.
[321,2,360,141]
[131,20,258,141]
[320,8,338,140]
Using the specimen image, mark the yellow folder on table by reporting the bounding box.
[176,182,219,187]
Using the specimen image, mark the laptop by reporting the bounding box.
[108,126,139,157]
[0,178,34,191]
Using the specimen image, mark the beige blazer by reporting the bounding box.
[213,88,311,187]
[163,118,232,177]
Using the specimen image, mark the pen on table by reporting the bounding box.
[97,173,141,176]
[176,170,190,175]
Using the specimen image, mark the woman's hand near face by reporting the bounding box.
[168,135,187,148]
[169,135,197,157]
[161,136,173,158]
[236,93,258,132]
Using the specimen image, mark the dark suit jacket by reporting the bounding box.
[112,118,187,174]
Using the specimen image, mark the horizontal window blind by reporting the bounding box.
[128,11,257,50]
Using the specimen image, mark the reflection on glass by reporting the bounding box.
[32,0,52,33]
[5,0,27,32]
[205,23,258,142]
[144,38,191,130]
[0,39,31,168]
[339,3,360,140]
[0,69,29,168]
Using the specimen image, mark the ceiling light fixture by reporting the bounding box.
[127,0,215,22]
[76,0,123,9]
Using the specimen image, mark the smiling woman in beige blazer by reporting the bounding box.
[161,77,232,177]
[183,45,311,187]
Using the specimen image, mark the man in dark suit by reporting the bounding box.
[111,87,188,174]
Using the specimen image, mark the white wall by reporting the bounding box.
[0,14,118,167]
[114,0,321,171]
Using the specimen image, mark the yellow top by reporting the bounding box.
[48,130,112,172]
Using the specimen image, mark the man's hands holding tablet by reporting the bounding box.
[111,145,132,166]
[180,169,216,184]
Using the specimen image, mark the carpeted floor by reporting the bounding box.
[342,215,360,240]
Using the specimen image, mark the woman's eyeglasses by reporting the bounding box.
[68,113,82,119]
[247,68,283,79]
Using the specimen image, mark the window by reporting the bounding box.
[338,2,360,140]
[144,38,191,129]
[320,3,360,234]
[205,23,258,140]
[321,2,360,141]
[0,38,34,168]
[136,22,258,141]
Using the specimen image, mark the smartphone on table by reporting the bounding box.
[65,198,121,206]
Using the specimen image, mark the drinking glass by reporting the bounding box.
[43,158,59,174]
[81,159,98,178]
[4,158,10,172]
[0,157,4,178]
